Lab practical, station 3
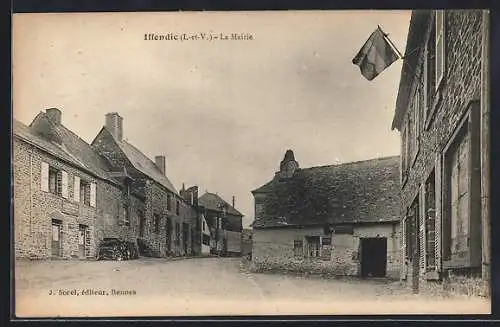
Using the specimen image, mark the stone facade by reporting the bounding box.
[13,109,202,260]
[91,116,201,257]
[13,137,122,259]
[392,10,490,296]
[252,223,400,279]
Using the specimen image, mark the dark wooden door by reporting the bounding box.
[361,238,387,277]
[139,212,145,237]
[166,218,172,254]
[51,220,62,257]
[78,225,87,259]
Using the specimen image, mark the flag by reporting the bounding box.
[352,26,400,81]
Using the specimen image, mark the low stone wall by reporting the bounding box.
[251,256,358,277]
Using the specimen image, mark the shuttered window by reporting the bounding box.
[293,240,303,257]
[442,102,481,269]
[167,193,172,211]
[435,10,446,89]
[424,171,437,270]
[61,171,69,198]
[413,88,421,156]
[401,216,407,261]
[48,166,63,196]
[408,198,419,261]
[80,179,91,205]
[305,236,321,258]
[90,182,96,207]
[435,153,443,272]
[445,129,470,260]
[401,122,409,180]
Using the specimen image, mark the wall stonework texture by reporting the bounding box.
[399,10,488,296]
[251,224,400,279]
[13,138,125,259]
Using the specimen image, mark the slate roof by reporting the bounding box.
[251,156,401,228]
[198,192,244,217]
[115,137,178,194]
[13,117,114,182]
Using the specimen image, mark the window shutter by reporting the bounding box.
[435,10,445,88]
[419,184,426,272]
[435,153,442,272]
[61,171,69,198]
[423,45,429,118]
[73,176,80,202]
[90,182,97,207]
[401,216,407,263]
[85,228,91,257]
[41,162,49,192]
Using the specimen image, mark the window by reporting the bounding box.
[176,200,180,216]
[401,120,409,180]
[424,20,436,122]
[442,103,481,269]
[406,198,419,261]
[435,10,446,89]
[124,205,130,227]
[167,193,172,211]
[412,87,422,160]
[293,240,303,257]
[305,236,321,258]
[202,234,210,245]
[255,200,264,217]
[154,214,160,233]
[321,237,332,260]
[424,172,437,270]
[80,179,91,205]
[202,221,206,232]
[138,210,145,237]
[175,222,181,246]
[49,167,63,196]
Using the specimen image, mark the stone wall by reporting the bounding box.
[399,10,487,293]
[251,223,400,279]
[13,138,123,259]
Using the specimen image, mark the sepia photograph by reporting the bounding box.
[12,9,491,317]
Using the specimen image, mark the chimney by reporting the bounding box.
[232,196,235,208]
[155,155,166,175]
[46,108,62,124]
[105,112,123,141]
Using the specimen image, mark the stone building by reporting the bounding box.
[12,109,136,259]
[251,150,401,279]
[198,192,244,256]
[391,10,490,295]
[92,112,201,257]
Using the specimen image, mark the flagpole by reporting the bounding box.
[378,25,404,59]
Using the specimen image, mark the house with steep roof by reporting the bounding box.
[251,150,401,279]
[92,112,201,257]
[198,192,244,256]
[12,108,138,259]
[391,10,490,296]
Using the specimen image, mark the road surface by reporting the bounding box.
[14,257,490,317]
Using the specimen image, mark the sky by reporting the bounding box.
[13,11,411,228]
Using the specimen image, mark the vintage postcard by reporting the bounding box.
[12,10,491,318]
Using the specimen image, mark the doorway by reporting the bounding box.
[166,217,172,254]
[51,219,62,257]
[138,210,145,237]
[78,224,88,259]
[360,237,387,278]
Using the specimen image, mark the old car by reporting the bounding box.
[97,238,139,261]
